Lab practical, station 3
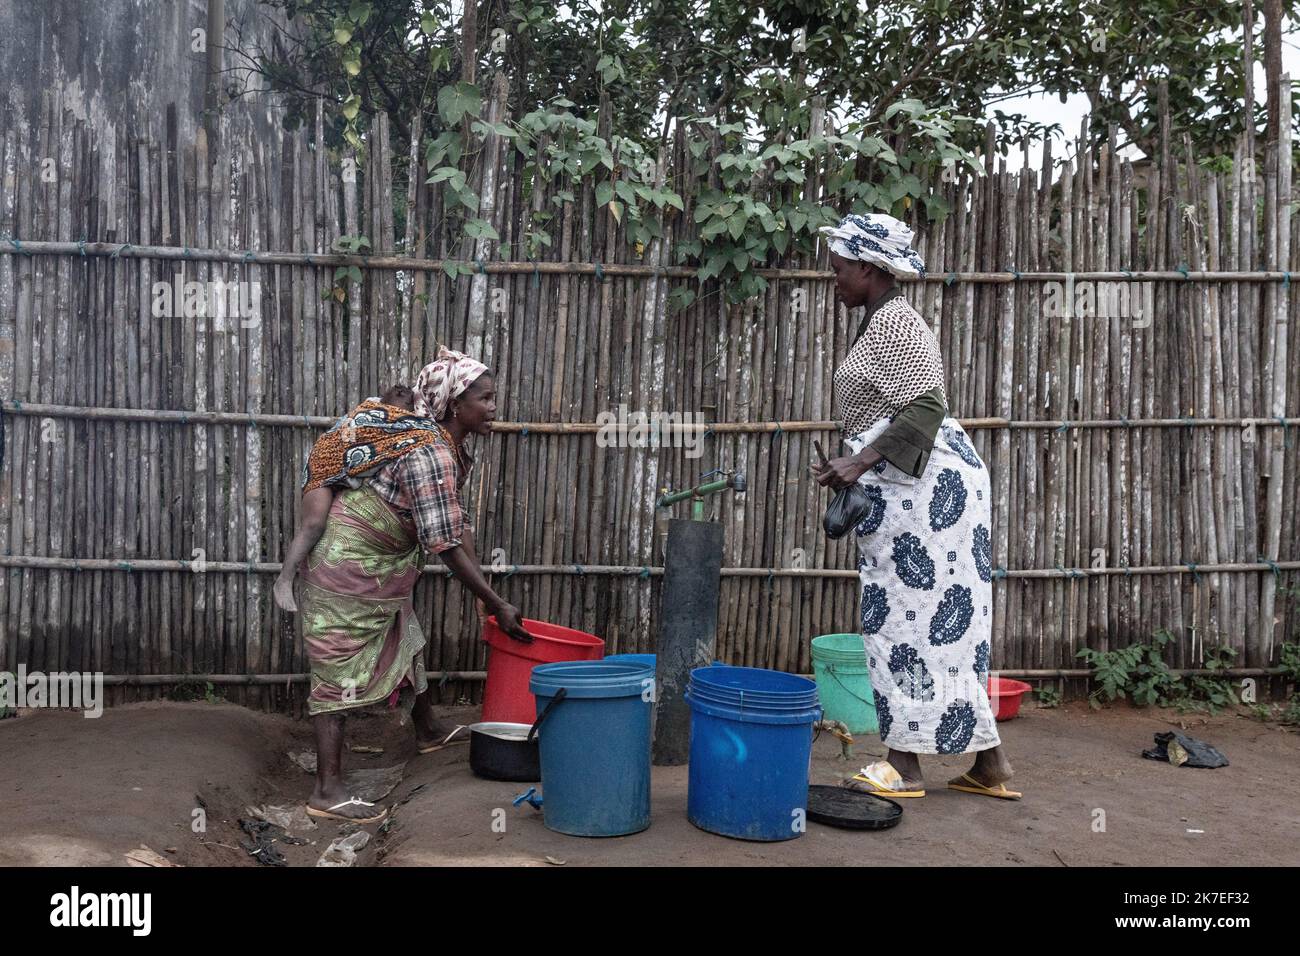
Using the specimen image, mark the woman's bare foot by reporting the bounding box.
[957,745,1014,788]
[273,575,298,612]
[414,716,468,752]
[842,752,925,793]
[307,782,387,822]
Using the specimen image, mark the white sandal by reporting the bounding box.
[418,724,469,754]
[305,795,390,823]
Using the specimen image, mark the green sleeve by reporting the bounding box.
[868,387,947,478]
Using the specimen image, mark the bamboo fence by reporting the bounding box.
[1,76,1297,711]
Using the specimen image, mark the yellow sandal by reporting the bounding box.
[947,772,1022,800]
[844,760,926,798]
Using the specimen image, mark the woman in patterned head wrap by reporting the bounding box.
[812,212,1021,800]
[297,345,532,824]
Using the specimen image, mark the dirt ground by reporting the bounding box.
[1,697,1297,867]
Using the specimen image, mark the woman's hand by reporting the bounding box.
[491,601,533,643]
[813,454,869,490]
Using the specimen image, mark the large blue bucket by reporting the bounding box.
[685,666,821,842]
[529,661,654,837]
[604,653,723,667]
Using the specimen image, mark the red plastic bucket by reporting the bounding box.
[989,677,1033,721]
[480,617,604,724]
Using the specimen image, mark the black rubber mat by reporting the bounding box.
[806,784,904,830]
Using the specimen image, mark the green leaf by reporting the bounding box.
[420,13,437,35]
[341,94,361,121]
[464,218,500,241]
[442,260,459,279]
[614,180,636,205]
[343,55,361,77]
[608,200,623,223]
[698,252,727,281]
[669,287,696,312]
[349,2,371,25]
[700,217,728,239]
[595,181,614,207]
[727,211,747,241]
[333,21,353,45]
[426,166,464,185]
[438,82,482,124]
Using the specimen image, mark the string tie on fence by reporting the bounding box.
[1119,415,1132,428]
[1276,416,1292,447]
[1121,562,1133,576]
[944,272,958,286]
[772,423,783,440]
[530,261,540,287]
[1121,269,1133,278]
[117,561,134,572]
[76,238,87,257]
[574,564,585,576]
[1009,268,1022,280]
[1175,262,1190,278]
[438,671,450,690]
[111,243,132,259]
[5,236,27,255]
[182,246,193,259]
[1180,415,1195,428]
[520,426,529,437]
[502,564,518,580]
[1284,271,1291,289]
[1185,562,1201,583]
[993,566,1008,579]
[1055,420,1071,433]
[243,250,255,262]
[474,257,486,275]
[638,566,651,580]
[1259,557,1281,579]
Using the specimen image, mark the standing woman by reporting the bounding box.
[300,345,531,823]
[812,213,1020,800]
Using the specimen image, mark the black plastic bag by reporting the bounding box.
[1141,731,1229,768]
[824,482,872,539]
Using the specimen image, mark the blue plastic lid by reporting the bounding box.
[530,660,655,699]
[690,665,818,697]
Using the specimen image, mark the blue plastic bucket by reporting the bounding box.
[529,661,654,837]
[685,666,821,842]
[604,653,722,667]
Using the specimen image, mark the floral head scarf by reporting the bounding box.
[413,344,489,420]
[819,212,926,278]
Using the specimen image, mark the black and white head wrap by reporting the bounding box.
[819,212,926,278]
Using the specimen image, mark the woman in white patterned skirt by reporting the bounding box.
[811,212,1021,800]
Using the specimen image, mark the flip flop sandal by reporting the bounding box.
[417,724,469,754]
[305,796,390,824]
[947,772,1023,800]
[843,760,926,798]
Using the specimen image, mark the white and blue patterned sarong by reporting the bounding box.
[847,416,1001,755]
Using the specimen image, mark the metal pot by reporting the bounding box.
[468,688,566,781]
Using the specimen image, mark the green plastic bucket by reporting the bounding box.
[810,634,878,734]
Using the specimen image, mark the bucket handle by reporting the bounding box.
[527,687,567,742]
[824,663,876,708]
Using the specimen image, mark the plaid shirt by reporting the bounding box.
[368,441,472,556]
